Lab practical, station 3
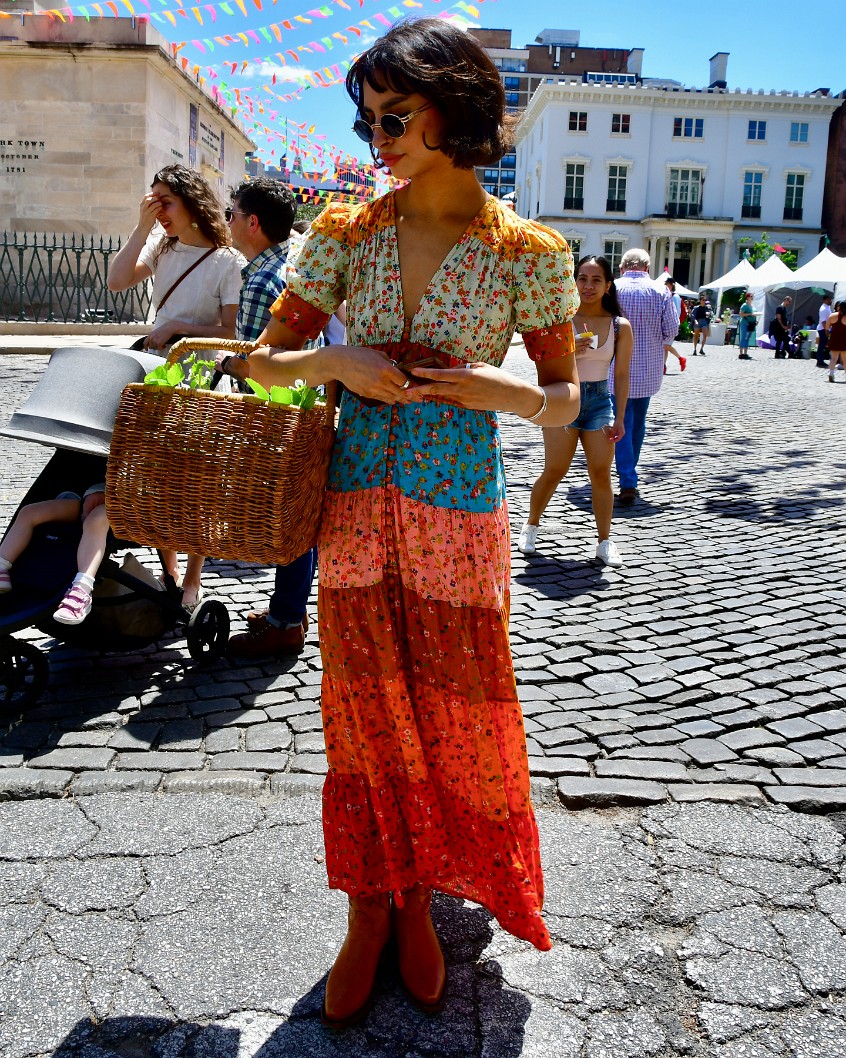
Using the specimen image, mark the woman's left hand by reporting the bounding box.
[144,321,181,350]
[403,362,532,414]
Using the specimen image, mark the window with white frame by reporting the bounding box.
[611,113,630,135]
[667,167,703,217]
[742,171,763,219]
[567,238,582,260]
[606,164,628,213]
[568,111,588,132]
[784,173,805,220]
[603,240,625,274]
[564,163,585,210]
[747,120,767,141]
[673,116,703,139]
[790,122,809,143]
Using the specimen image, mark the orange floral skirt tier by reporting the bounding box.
[317,390,551,951]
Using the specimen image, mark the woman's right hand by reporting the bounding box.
[574,332,595,354]
[138,192,162,235]
[334,345,412,404]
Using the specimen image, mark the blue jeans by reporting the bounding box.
[267,547,317,628]
[613,396,650,491]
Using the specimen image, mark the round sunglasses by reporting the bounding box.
[352,103,432,144]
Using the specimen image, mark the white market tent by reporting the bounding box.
[773,247,846,292]
[700,257,757,293]
[757,248,846,333]
[748,256,796,328]
[699,258,758,317]
[750,254,794,289]
[653,272,698,299]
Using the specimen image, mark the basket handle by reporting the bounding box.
[167,336,255,366]
[166,336,337,427]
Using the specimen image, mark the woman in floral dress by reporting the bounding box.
[249,17,580,1029]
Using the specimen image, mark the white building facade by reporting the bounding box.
[515,69,839,284]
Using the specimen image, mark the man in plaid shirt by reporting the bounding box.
[215,178,317,657]
[609,248,679,506]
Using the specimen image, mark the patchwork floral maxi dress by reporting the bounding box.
[270,193,577,951]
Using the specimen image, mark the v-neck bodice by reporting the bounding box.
[387,192,496,331]
[276,192,578,368]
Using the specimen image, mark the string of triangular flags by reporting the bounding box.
[0,0,483,37]
[172,0,482,58]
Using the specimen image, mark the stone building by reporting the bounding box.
[512,50,839,284]
[468,28,638,205]
[0,5,255,238]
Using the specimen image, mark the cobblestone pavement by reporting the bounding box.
[1,343,845,810]
[2,790,845,1058]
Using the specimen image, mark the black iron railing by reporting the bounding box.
[0,232,153,323]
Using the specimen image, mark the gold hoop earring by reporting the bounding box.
[191,221,199,230]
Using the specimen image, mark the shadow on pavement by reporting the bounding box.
[513,554,612,600]
[49,899,531,1058]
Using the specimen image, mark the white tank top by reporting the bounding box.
[576,317,616,383]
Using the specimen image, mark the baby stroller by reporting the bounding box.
[0,346,230,709]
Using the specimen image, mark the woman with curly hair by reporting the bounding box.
[247,16,579,1029]
[108,164,243,353]
[108,165,244,608]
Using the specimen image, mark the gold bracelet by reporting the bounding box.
[525,387,547,422]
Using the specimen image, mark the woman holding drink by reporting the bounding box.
[518,255,632,566]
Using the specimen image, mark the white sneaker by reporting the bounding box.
[596,539,623,567]
[517,523,538,554]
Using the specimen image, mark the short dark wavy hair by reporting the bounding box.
[151,165,230,253]
[345,18,512,170]
[231,178,297,244]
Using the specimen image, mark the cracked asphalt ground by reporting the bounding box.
[1,791,845,1058]
[1,342,845,808]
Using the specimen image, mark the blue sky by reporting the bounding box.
[168,0,845,173]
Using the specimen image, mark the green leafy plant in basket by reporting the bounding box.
[142,360,323,409]
[245,378,323,410]
[143,354,216,390]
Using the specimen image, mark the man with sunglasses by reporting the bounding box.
[215,177,317,658]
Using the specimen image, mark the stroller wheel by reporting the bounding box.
[0,638,49,710]
[186,599,230,663]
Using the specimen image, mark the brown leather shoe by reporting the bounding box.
[392,884,446,1014]
[227,615,307,658]
[247,609,310,631]
[615,487,639,507]
[322,893,391,1030]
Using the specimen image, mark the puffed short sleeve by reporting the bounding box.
[270,204,352,341]
[511,225,578,362]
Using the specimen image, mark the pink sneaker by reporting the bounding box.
[53,584,93,625]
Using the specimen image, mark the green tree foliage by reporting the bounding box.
[742,234,798,270]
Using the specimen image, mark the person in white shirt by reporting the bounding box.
[107,164,245,609]
[816,294,833,368]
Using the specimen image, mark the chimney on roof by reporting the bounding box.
[627,48,644,76]
[709,51,728,88]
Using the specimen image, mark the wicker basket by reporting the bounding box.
[106,338,335,565]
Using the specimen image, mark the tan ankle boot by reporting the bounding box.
[322,893,391,1030]
[392,884,447,1013]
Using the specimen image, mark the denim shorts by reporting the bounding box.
[567,380,614,432]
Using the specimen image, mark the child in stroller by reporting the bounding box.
[0,482,111,626]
